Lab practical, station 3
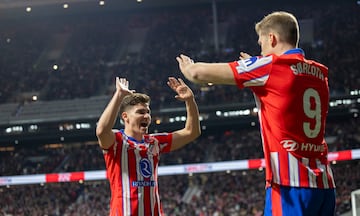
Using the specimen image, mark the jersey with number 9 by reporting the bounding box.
[229,48,335,189]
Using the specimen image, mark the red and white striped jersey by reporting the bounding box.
[229,48,335,189]
[103,129,172,216]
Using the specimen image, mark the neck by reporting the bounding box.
[274,43,296,55]
[123,129,143,142]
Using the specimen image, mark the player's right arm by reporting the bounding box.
[176,54,236,85]
[96,77,133,149]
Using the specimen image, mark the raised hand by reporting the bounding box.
[176,54,194,74]
[167,77,194,101]
[239,52,252,60]
[116,77,135,95]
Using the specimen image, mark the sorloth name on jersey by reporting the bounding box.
[281,140,325,153]
[290,63,324,81]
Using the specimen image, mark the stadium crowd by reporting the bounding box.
[0,1,358,107]
[0,0,359,215]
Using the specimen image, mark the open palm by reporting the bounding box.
[167,77,194,101]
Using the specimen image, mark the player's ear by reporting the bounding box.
[269,33,278,47]
[121,112,128,123]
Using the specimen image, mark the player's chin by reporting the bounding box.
[140,126,148,134]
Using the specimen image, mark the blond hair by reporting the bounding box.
[255,11,299,47]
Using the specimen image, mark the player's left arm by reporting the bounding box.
[167,77,201,151]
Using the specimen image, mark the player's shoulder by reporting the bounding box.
[112,129,121,133]
[305,59,328,71]
[112,129,125,141]
[146,132,171,143]
[147,132,170,138]
[244,55,273,66]
[235,55,273,72]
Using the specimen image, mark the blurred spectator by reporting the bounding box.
[0,1,358,108]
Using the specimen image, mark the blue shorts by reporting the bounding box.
[264,184,336,216]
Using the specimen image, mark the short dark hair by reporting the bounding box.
[119,93,150,115]
[255,11,299,47]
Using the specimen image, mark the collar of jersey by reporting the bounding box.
[283,48,305,56]
[120,129,144,143]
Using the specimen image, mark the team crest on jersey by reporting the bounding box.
[236,55,272,73]
[145,136,160,156]
[244,56,258,67]
[139,158,152,178]
[144,136,156,144]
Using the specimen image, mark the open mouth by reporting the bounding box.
[140,122,148,127]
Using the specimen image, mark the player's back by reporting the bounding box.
[253,50,335,188]
[259,52,329,159]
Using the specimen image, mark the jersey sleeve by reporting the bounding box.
[228,56,273,89]
[102,131,123,180]
[103,131,122,159]
[151,133,173,153]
